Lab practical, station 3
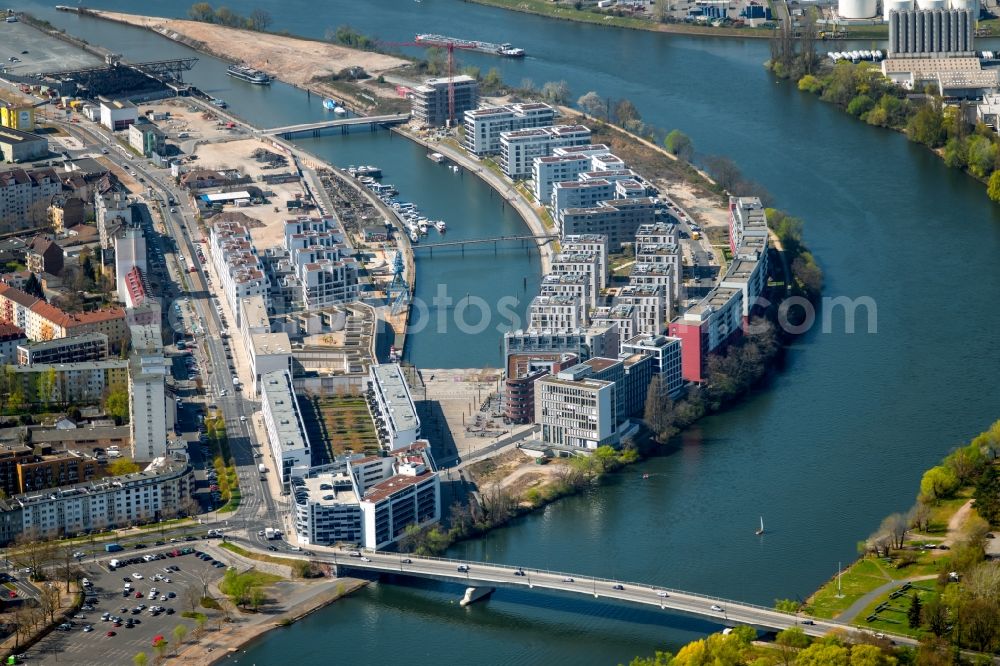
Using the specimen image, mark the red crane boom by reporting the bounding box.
[378,38,477,126]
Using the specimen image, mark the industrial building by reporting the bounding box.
[0,105,34,132]
[887,8,975,57]
[98,97,139,131]
[411,75,479,127]
[0,127,48,163]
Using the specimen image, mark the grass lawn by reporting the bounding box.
[804,558,891,619]
[854,582,937,637]
[925,494,971,534]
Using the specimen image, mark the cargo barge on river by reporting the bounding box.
[414,34,525,57]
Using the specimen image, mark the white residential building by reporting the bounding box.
[210,220,269,322]
[128,323,173,461]
[283,217,360,310]
[0,461,193,542]
[499,125,592,179]
[591,304,638,354]
[550,251,602,306]
[561,234,609,288]
[614,284,666,337]
[411,75,479,127]
[261,370,312,490]
[528,294,586,332]
[539,273,594,311]
[463,102,556,155]
[558,197,659,252]
[367,363,420,451]
[115,228,146,303]
[292,441,440,550]
[629,263,676,315]
[96,189,130,251]
[532,154,591,204]
[0,167,61,226]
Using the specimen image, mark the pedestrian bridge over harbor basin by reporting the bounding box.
[261,113,411,138]
[323,549,913,645]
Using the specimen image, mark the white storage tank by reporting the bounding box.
[884,0,914,21]
[950,0,978,10]
[840,0,879,18]
[916,0,947,9]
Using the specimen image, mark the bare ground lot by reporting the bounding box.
[90,11,408,90]
[0,19,101,76]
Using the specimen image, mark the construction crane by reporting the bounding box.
[378,39,477,126]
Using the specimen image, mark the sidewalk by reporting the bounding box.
[838,574,938,623]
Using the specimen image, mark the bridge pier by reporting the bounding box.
[460,586,495,606]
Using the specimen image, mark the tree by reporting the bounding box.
[108,457,142,476]
[988,170,1000,204]
[775,627,810,665]
[944,442,987,484]
[909,499,932,532]
[540,80,571,105]
[629,652,673,666]
[39,583,60,623]
[921,594,949,636]
[907,101,946,148]
[104,388,129,424]
[850,644,897,666]
[880,512,908,550]
[847,95,875,118]
[961,596,1000,652]
[908,593,923,629]
[614,98,641,126]
[481,67,504,94]
[187,3,215,21]
[774,598,801,613]
[644,375,676,442]
[172,623,188,647]
[249,8,272,31]
[795,642,849,666]
[249,586,265,611]
[704,155,744,192]
[920,465,959,502]
[664,130,693,160]
[577,91,606,119]
[152,637,168,662]
[966,134,996,179]
[23,273,42,298]
[974,464,1000,525]
[133,653,148,666]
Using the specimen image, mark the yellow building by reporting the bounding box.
[0,105,35,132]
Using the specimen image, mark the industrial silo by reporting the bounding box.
[884,0,914,22]
[949,0,978,10]
[917,0,947,9]
[840,0,879,18]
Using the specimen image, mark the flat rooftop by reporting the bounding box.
[261,370,311,454]
[371,364,418,433]
[302,473,357,506]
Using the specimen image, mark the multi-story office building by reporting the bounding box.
[558,198,659,252]
[411,75,479,127]
[621,334,684,398]
[499,125,592,179]
[127,121,166,158]
[503,352,579,424]
[366,364,420,451]
[535,368,617,451]
[261,370,313,490]
[0,461,193,543]
[291,441,440,550]
[0,167,61,225]
[17,332,109,366]
[463,102,556,155]
[129,323,173,461]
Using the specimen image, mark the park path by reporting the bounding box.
[838,573,938,623]
[942,499,974,547]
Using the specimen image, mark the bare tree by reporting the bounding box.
[880,512,909,550]
[39,583,60,623]
[249,8,273,32]
[183,583,201,613]
[908,500,931,532]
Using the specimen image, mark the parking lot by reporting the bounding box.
[29,545,230,664]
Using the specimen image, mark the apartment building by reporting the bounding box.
[210,220,270,320]
[115,228,147,304]
[669,287,744,383]
[96,190,130,250]
[463,102,556,155]
[17,332,109,365]
[261,370,313,490]
[591,304,638,354]
[539,273,594,312]
[25,301,127,346]
[10,360,128,405]
[550,251,603,307]
[0,324,26,365]
[129,323,172,461]
[614,284,666,337]
[503,352,579,424]
[0,167,61,225]
[499,125,592,179]
[503,324,620,370]
[16,450,106,494]
[628,264,675,316]
[292,441,440,550]
[411,75,479,127]
[635,242,681,302]
[366,363,420,451]
[561,234,610,289]
[559,197,659,252]
[0,461,193,544]
[528,294,586,332]
[551,179,616,214]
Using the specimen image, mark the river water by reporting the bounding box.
[19,2,1000,663]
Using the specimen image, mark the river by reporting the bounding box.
[17,1,1000,663]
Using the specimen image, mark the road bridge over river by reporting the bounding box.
[321,548,914,645]
[261,113,411,138]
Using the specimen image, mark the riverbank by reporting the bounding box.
[75,8,410,113]
[768,56,1000,203]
